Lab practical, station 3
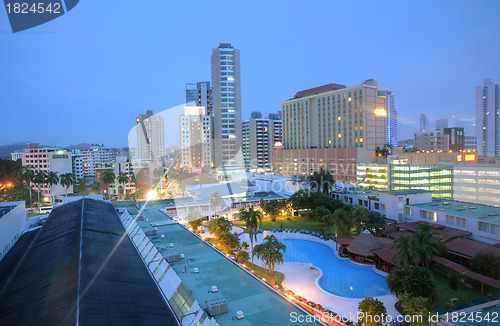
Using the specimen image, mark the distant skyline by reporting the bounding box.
[1,0,499,147]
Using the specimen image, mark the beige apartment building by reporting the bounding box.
[179,106,213,172]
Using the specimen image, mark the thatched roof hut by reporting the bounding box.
[347,230,383,257]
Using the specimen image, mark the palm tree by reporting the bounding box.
[90,180,101,194]
[413,223,446,267]
[75,178,88,195]
[239,207,263,265]
[117,172,129,197]
[350,205,369,235]
[210,191,221,215]
[391,235,418,266]
[470,252,500,279]
[59,173,75,196]
[45,171,60,205]
[252,235,286,275]
[332,208,351,235]
[20,165,35,207]
[129,172,137,197]
[207,216,233,239]
[33,170,47,212]
[308,168,335,194]
[102,170,116,198]
[236,250,250,263]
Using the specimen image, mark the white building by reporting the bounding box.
[454,165,500,207]
[242,111,282,171]
[464,131,478,151]
[0,201,26,261]
[96,156,135,196]
[10,151,23,161]
[476,78,500,157]
[179,106,212,172]
[420,114,429,131]
[77,145,117,179]
[211,43,243,168]
[71,150,84,180]
[135,110,165,162]
[21,146,73,198]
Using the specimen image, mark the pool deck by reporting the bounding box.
[125,204,320,326]
[240,231,399,320]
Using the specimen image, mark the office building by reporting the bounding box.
[179,106,212,172]
[356,164,388,190]
[186,81,212,115]
[242,111,281,171]
[465,131,478,151]
[211,43,243,167]
[75,144,118,180]
[476,78,500,157]
[454,165,500,207]
[414,127,464,151]
[21,145,73,198]
[378,90,397,147]
[135,110,165,162]
[420,114,429,131]
[274,80,387,181]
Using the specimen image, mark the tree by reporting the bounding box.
[349,205,369,235]
[117,172,129,196]
[186,210,204,233]
[392,235,419,266]
[308,168,335,194]
[33,170,47,211]
[210,191,221,215]
[45,171,60,205]
[19,165,35,207]
[239,207,263,265]
[102,170,116,198]
[449,271,460,291]
[236,250,250,263]
[207,216,233,239]
[129,172,137,196]
[386,265,437,305]
[240,241,250,251]
[75,178,88,195]
[218,232,240,254]
[398,293,430,326]
[412,223,446,267]
[252,235,286,275]
[314,206,332,233]
[260,200,282,221]
[470,252,500,279]
[90,180,101,195]
[332,208,352,236]
[358,297,387,326]
[59,173,75,197]
[363,211,385,237]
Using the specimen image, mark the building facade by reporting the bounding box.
[186,81,212,116]
[21,146,73,198]
[420,114,429,131]
[274,80,387,180]
[179,106,212,172]
[211,43,243,167]
[242,112,282,171]
[135,110,165,162]
[476,78,500,157]
[454,165,500,207]
[379,90,397,147]
[464,131,478,151]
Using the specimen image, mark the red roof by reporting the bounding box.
[434,256,500,289]
[445,238,500,259]
[294,83,346,98]
[372,246,400,266]
[335,235,355,246]
[395,221,471,241]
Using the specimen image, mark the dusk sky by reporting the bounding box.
[1,0,500,148]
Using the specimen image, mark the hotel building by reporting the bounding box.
[274,80,388,181]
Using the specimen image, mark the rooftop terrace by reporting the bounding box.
[411,200,500,222]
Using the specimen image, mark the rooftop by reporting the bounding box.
[293,83,347,99]
[0,199,178,326]
[411,201,500,222]
[381,189,432,196]
[132,203,311,325]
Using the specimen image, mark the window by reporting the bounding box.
[405,207,412,215]
[478,222,490,232]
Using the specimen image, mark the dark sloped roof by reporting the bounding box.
[445,237,500,259]
[396,221,471,241]
[347,230,383,256]
[0,199,178,326]
[433,256,500,289]
[294,83,346,98]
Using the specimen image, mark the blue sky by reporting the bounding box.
[1,0,499,147]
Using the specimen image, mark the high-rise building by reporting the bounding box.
[274,80,387,181]
[420,114,429,131]
[135,110,165,162]
[270,112,283,144]
[211,43,242,167]
[476,78,500,157]
[186,81,212,115]
[378,90,397,147]
[414,127,464,152]
[76,144,118,180]
[179,106,212,172]
[242,111,282,171]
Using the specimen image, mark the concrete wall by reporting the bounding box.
[0,201,26,260]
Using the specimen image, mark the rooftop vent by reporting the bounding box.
[193,267,199,273]
[206,299,228,316]
[236,311,244,320]
[488,213,499,216]
[469,207,478,209]
[211,286,218,293]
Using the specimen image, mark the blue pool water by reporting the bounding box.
[281,239,390,298]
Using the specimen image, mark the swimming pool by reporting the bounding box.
[281,239,390,298]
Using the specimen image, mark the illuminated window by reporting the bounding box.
[360,138,363,143]
[338,133,342,138]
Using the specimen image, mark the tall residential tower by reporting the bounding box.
[476,78,500,157]
[135,110,165,162]
[211,43,243,167]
